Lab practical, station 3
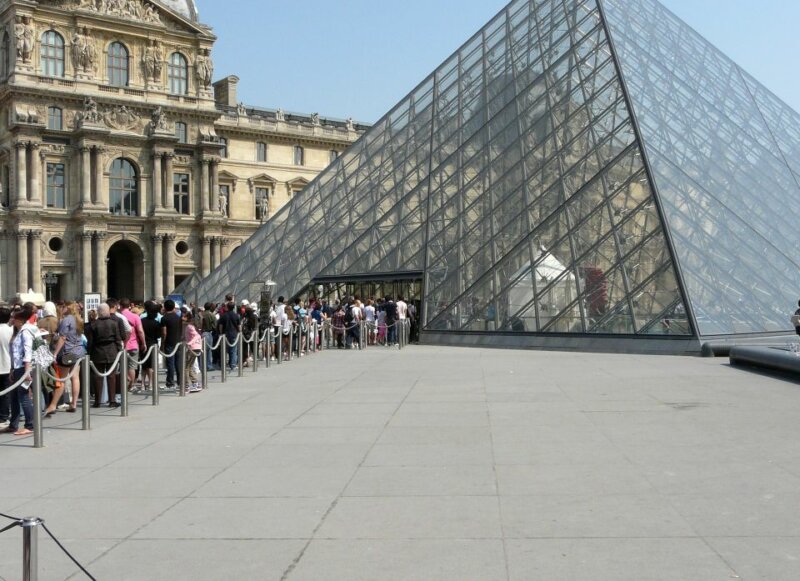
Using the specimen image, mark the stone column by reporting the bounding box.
[214,236,223,268]
[81,232,93,294]
[152,234,164,299]
[80,146,92,207]
[16,230,28,294]
[201,236,211,276]
[93,146,104,206]
[164,233,175,295]
[163,153,174,210]
[30,230,42,293]
[14,142,27,207]
[152,153,162,213]
[200,160,210,212]
[28,143,40,205]
[221,237,231,261]
[94,232,107,298]
[210,159,219,212]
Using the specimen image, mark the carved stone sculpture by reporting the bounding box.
[346,117,355,131]
[259,191,269,221]
[71,27,97,74]
[142,39,163,83]
[104,105,140,131]
[75,97,102,127]
[237,102,247,117]
[195,49,213,88]
[15,17,33,63]
[218,189,228,217]
[310,112,320,126]
[149,106,169,133]
[275,108,285,121]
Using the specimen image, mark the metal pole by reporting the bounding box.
[22,517,42,581]
[221,338,227,383]
[178,343,187,397]
[277,330,282,365]
[238,334,244,377]
[152,346,160,406]
[31,367,43,448]
[288,326,294,361]
[265,332,271,368]
[201,338,208,391]
[253,335,259,373]
[81,357,91,429]
[120,349,128,417]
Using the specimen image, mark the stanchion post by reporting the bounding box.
[178,343,187,397]
[32,366,43,449]
[238,334,244,377]
[120,350,128,417]
[221,339,227,383]
[253,335,259,373]
[201,339,208,391]
[277,330,282,365]
[265,332,271,368]
[22,516,42,581]
[152,346,160,406]
[288,326,294,362]
[81,356,91,429]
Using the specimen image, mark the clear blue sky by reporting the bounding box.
[194,0,800,123]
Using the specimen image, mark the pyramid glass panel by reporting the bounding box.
[186,0,800,350]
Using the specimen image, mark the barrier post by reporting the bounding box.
[152,346,160,406]
[81,356,91,429]
[238,334,244,377]
[277,330,282,365]
[178,343,187,397]
[120,350,128,417]
[201,339,208,391]
[288,326,294,361]
[32,367,43,449]
[221,339,227,383]
[22,516,42,581]
[265,332,271,368]
[253,335,259,373]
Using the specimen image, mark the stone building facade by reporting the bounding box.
[0,0,365,301]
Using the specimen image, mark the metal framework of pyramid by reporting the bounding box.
[186,0,800,351]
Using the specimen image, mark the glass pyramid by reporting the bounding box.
[187,0,800,345]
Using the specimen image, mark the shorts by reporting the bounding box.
[127,350,139,370]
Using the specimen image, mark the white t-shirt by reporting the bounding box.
[0,323,12,375]
[350,304,362,322]
[397,300,408,320]
[364,305,376,322]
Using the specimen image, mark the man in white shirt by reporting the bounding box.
[0,308,12,430]
[397,296,408,320]
[364,299,376,345]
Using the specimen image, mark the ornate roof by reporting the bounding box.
[155,0,198,22]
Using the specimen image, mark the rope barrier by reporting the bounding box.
[38,356,88,382]
[0,369,35,397]
[88,350,124,378]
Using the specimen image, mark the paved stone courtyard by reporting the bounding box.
[2,345,800,580]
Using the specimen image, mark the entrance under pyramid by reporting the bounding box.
[184,0,800,354]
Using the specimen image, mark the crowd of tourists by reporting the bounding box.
[0,293,417,437]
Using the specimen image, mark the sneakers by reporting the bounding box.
[0,420,9,430]
[56,403,69,411]
[188,383,202,393]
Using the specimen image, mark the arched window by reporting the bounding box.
[107,42,129,87]
[175,121,188,143]
[168,52,188,94]
[47,106,63,130]
[219,137,228,158]
[109,158,138,216]
[0,32,10,78]
[41,31,65,78]
[293,145,304,166]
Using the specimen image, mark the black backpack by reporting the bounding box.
[344,304,354,324]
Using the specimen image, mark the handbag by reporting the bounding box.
[59,352,78,366]
[26,330,55,368]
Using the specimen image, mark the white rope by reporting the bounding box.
[39,357,88,382]
[0,369,35,397]
[88,350,125,378]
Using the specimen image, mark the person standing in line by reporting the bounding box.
[119,298,146,393]
[160,300,183,389]
[182,310,203,393]
[364,299,376,345]
[139,301,161,391]
[4,311,37,435]
[217,301,241,371]
[0,308,13,430]
[385,296,397,346]
[52,302,86,412]
[201,302,217,370]
[87,304,123,408]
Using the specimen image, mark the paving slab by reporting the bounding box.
[1,345,799,579]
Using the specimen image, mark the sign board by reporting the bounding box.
[166,294,185,309]
[83,293,101,323]
[260,290,272,320]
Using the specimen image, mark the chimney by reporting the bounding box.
[213,75,239,108]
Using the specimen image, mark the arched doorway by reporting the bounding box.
[107,240,144,301]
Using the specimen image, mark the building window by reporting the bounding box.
[46,162,66,208]
[41,31,65,78]
[109,158,138,216]
[255,186,270,220]
[107,42,129,87]
[219,137,228,158]
[173,173,190,215]
[219,184,229,216]
[168,52,188,95]
[1,32,11,78]
[175,121,188,143]
[293,145,304,166]
[329,149,339,163]
[257,142,267,162]
[47,106,63,131]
